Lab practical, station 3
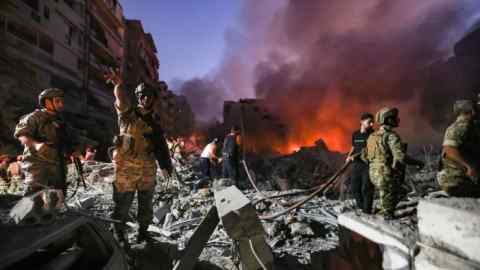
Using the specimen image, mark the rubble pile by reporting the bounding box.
[57,157,351,268]
[252,139,346,190]
[0,143,444,269]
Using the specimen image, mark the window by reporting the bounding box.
[77,58,83,70]
[7,20,37,45]
[0,16,5,32]
[21,0,39,11]
[39,33,54,54]
[44,6,50,20]
[78,32,84,47]
[64,0,74,9]
[66,25,74,45]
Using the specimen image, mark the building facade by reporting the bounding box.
[0,0,194,159]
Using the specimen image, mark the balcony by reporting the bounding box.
[90,0,124,33]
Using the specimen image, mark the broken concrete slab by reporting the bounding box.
[214,186,264,239]
[338,212,415,255]
[173,206,219,270]
[238,234,274,270]
[338,211,416,270]
[214,186,274,270]
[417,198,480,264]
[289,222,315,237]
[9,190,62,225]
[415,243,480,270]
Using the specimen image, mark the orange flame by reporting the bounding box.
[270,90,367,155]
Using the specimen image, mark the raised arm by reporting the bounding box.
[104,68,129,110]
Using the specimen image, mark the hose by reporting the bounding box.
[249,239,269,270]
[259,159,353,220]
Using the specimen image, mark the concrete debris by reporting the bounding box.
[9,189,62,225]
[0,146,459,269]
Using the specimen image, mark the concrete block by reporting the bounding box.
[173,206,219,270]
[9,190,61,225]
[214,186,273,270]
[338,212,412,255]
[414,244,480,270]
[417,198,480,264]
[214,186,264,239]
[238,235,274,270]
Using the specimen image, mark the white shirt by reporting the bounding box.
[200,143,217,158]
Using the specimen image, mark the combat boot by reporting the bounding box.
[113,226,130,248]
[137,226,154,243]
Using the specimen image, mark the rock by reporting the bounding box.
[417,198,480,265]
[9,190,62,225]
[263,221,281,238]
[289,222,315,237]
[153,202,171,224]
[211,178,234,191]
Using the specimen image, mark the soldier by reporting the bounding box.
[14,88,78,198]
[346,113,374,213]
[437,100,480,197]
[105,69,172,244]
[364,107,423,219]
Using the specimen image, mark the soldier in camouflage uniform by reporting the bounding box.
[14,88,79,198]
[437,100,480,197]
[364,107,423,219]
[105,69,172,244]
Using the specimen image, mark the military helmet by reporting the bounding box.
[38,88,64,107]
[376,107,399,125]
[453,100,474,115]
[135,83,157,98]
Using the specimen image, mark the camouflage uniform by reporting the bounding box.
[0,161,9,193]
[14,109,71,194]
[365,125,406,216]
[437,114,480,197]
[112,102,161,235]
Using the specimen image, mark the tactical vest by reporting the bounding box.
[366,129,392,165]
[116,108,155,159]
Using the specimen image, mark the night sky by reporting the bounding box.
[121,0,242,85]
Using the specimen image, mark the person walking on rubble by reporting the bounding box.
[222,126,241,185]
[437,100,480,197]
[363,107,423,220]
[346,113,375,214]
[14,88,83,199]
[105,69,172,244]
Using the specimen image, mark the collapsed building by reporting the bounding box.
[1,2,480,270]
[222,98,288,155]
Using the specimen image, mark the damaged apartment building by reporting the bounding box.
[0,0,194,158]
[223,99,287,154]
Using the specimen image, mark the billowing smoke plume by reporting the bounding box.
[182,0,480,152]
[178,78,226,123]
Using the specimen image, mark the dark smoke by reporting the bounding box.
[178,78,226,123]
[181,0,480,150]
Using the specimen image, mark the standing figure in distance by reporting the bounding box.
[222,126,241,186]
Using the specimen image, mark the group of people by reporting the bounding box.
[347,100,480,220]
[197,126,242,190]
[9,63,480,246]
[12,69,172,245]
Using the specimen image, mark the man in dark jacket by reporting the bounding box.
[222,126,241,185]
[346,113,374,213]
